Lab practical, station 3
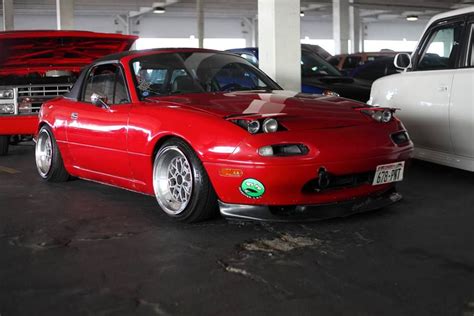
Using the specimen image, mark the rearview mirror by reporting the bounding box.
[394,53,412,70]
[91,93,110,110]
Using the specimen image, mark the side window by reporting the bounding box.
[467,24,474,67]
[342,56,362,69]
[328,56,340,67]
[417,23,463,71]
[83,64,129,104]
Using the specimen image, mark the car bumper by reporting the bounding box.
[219,187,402,222]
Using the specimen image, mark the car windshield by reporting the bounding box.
[301,51,342,77]
[131,52,281,99]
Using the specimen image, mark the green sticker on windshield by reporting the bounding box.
[240,178,265,199]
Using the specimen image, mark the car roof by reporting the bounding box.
[427,6,474,25]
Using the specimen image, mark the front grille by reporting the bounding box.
[302,171,374,193]
[16,84,72,114]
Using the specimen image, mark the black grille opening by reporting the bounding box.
[391,131,410,145]
[302,171,374,193]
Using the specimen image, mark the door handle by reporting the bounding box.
[71,112,78,120]
[438,85,448,92]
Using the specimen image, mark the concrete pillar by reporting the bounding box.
[349,2,360,53]
[56,0,74,30]
[258,0,301,92]
[2,0,14,31]
[197,0,204,48]
[252,18,258,47]
[333,0,349,54]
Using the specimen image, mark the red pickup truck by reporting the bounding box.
[0,30,137,155]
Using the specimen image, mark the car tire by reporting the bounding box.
[0,136,9,156]
[35,125,70,182]
[153,138,218,223]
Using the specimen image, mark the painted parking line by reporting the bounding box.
[0,166,20,174]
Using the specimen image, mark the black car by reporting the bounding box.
[349,56,399,88]
[226,46,371,102]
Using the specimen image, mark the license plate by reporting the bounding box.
[372,161,405,185]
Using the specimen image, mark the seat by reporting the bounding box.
[172,76,197,93]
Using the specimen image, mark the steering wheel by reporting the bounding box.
[220,83,243,92]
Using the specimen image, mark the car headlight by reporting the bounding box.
[360,108,394,123]
[231,117,284,134]
[247,120,260,134]
[0,89,14,99]
[0,103,15,114]
[262,118,278,133]
[322,90,340,97]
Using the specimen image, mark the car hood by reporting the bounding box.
[148,90,372,131]
[303,76,371,103]
[0,30,137,74]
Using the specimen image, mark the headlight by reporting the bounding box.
[0,103,15,114]
[360,108,394,123]
[262,118,278,133]
[0,89,14,99]
[247,120,260,134]
[231,117,284,134]
[322,90,340,97]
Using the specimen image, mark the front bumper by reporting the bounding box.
[219,187,402,222]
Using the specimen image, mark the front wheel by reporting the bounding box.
[153,138,218,223]
[35,126,70,182]
[0,136,9,156]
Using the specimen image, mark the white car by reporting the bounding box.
[368,7,474,171]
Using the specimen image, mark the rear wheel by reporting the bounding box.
[153,138,218,223]
[35,126,70,182]
[0,136,9,156]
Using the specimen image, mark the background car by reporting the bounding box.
[0,30,137,156]
[349,56,400,88]
[36,48,412,223]
[227,46,371,102]
[327,51,399,75]
[369,7,474,171]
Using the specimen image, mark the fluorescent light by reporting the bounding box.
[153,7,166,14]
[406,15,418,21]
[300,11,305,17]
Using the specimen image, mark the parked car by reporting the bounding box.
[0,30,137,155]
[328,51,398,75]
[368,7,474,171]
[350,56,399,87]
[35,48,413,222]
[301,43,332,60]
[226,46,371,102]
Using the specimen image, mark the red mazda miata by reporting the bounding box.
[35,48,413,222]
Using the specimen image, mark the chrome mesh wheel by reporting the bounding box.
[35,129,53,178]
[153,146,193,215]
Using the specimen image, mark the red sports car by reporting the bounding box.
[35,48,413,222]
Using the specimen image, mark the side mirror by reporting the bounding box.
[91,93,110,110]
[394,53,412,70]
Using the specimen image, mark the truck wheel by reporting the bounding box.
[0,136,9,156]
[35,126,70,182]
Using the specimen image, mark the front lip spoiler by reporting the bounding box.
[218,188,402,222]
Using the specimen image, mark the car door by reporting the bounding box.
[66,63,132,179]
[392,18,465,154]
[450,18,474,159]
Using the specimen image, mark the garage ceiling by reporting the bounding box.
[1,0,473,21]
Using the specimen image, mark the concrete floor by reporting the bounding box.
[0,143,473,316]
